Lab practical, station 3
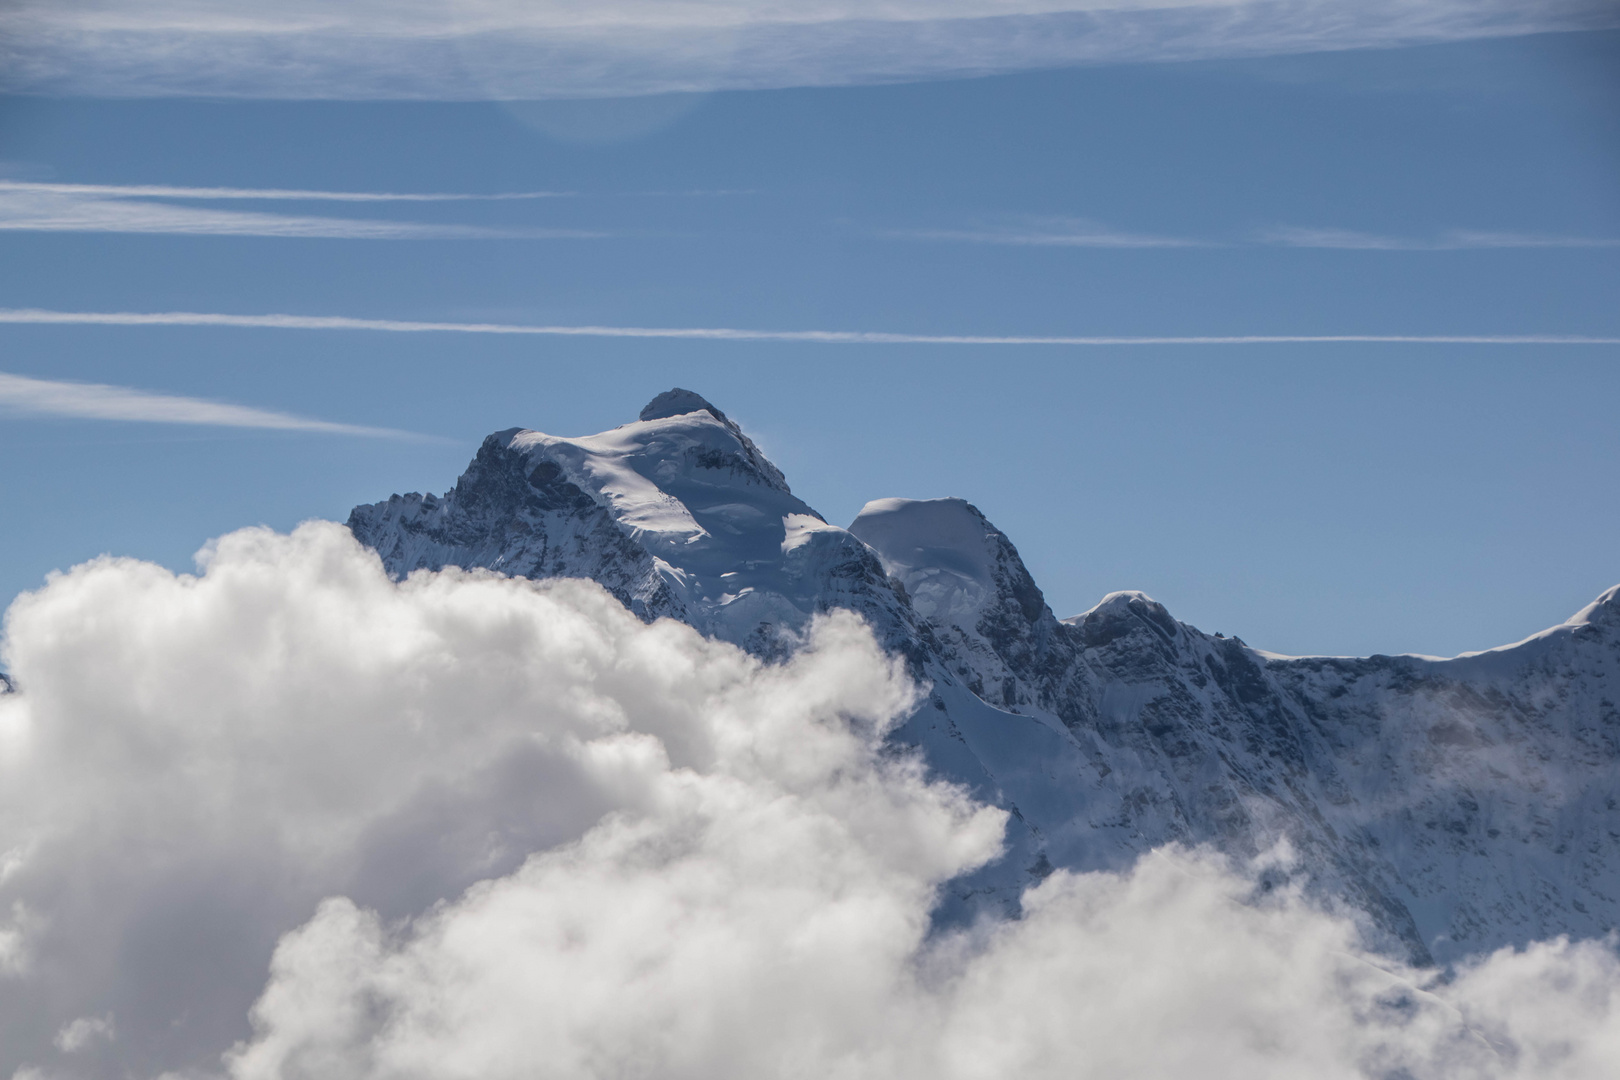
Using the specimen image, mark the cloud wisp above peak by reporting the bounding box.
[0,370,431,439]
[2,0,1615,99]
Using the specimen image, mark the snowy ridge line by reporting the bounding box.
[1,309,1617,346]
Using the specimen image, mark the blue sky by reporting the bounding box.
[1,9,1617,659]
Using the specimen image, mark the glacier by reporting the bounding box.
[349,388,1620,965]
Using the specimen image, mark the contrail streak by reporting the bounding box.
[0,309,1616,346]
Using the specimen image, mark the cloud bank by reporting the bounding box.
[0,370,426,437]
[3,0,1616,99]
[2,522,1619,1079]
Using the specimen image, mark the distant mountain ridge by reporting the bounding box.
[349,390,1620,965]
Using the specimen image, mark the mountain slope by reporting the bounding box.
[349,390,1620,963]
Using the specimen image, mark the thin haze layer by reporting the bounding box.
[3,0,1616,98]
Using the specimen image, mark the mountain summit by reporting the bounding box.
[638,387,724,423]
[350,391,1620,963]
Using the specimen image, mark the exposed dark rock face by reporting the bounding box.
[349,430,682,621]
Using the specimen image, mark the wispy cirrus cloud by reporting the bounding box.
[1260,225,1620,250]
[895,219,1620,252]
[2,308,1616,346]
[2,0,1615,100]
[0,370,430,438]
[0,180,568,202]
[886,219,1204,248]
[0,187,602,240]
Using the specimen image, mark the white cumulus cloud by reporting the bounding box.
[229,841,1620,1080]
[54,1015,115,1054]
[0,522,1616,1079]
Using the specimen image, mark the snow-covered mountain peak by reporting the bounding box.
[639,387,726,423]
[849,498,1000,622]
[1070,589,1169,623]
[629,388,791,494]
[1064,589,1187,647]
[850,496,1070,715]
[1436,584,1618,662]
[506,407,790,540]
[348,398,1620,964]
[350,397,898,651]
[1572,582,1620,629]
